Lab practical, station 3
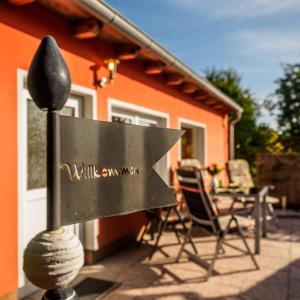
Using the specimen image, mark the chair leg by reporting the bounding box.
[220,245,226,254]
[188,234,198,255]
[176,223,193,262]
[174,209,198,255]
[206,218,232,280]
[249,204,255,217]
[206,235,224,280]
[149,208,172,260]
[172,224,181,244]
[229,199,235,212]
[136,220,150,247]
[233,217,259,270]
[181,220,198,254]
[267,203,280,229]
[213,198,220,214]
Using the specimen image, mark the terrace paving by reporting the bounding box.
[26,209,300,300]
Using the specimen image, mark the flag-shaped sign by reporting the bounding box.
[60,116,183,225]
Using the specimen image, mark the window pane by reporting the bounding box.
[138,118,157,127]
[112,115,133,124]
[27,101,77,190]
[61,106,75,117]
[27,100,46,190]
[181,127,194,159]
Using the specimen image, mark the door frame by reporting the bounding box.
[178,117,207,167]
[107,98,170,183]
[17,69,98,288]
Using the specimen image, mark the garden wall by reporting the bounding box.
[256,154,300,208]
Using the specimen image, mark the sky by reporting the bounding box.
[106,0,300,128]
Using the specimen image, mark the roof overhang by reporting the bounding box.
[8,0,243,117]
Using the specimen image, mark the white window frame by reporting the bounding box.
[178,117,207,167]
[17,69,98,288]
[107,98,170,182]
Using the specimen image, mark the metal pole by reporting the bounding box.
[254,194,261,254]
[47,111,61,230]
[262,194,267,238]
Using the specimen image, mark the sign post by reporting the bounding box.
[23,36,183,300]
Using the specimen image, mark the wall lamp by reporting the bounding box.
[93,58,120,88]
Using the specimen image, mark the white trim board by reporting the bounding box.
[17,69,27,287]
[178,117,207,129]
[178,117,207,167]
[108,98,170,124]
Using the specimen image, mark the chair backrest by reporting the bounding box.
[176,167,221,233]
[226,159,254,189]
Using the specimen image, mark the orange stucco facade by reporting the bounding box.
[0,3,229,297]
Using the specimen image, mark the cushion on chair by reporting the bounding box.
[233,195,280,205]
[266,195,280,204]
[227,159,254,189]
[218,215,254,231]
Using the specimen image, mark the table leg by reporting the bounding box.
[262,194,267,238]
[255,195,261,254]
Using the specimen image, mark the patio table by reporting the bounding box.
[211,186,269,254]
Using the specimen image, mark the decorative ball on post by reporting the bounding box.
[23,36,84,300]
[27,35,71,111]
[23,229,83,290]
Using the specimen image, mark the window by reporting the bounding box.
[109,100,169,183]
[181,126,194,159]
[180,120,206,167]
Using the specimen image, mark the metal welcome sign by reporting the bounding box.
[60,116,182,225]
[23,36,182,300]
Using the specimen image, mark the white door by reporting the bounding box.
[18,91,83,298]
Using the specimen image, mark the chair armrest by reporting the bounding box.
[253,184,275,190]
[250,185,269,195]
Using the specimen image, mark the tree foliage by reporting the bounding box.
[268,63,300,152]
[205,68,274,175]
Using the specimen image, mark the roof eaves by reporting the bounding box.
[74,0,243,115]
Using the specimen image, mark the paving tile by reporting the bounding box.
[289,258,300,270]
[259,245,291,260]
[99,244,151,274]
[240,281,287,300]
[255,255,290,272]
[103,284,135,300]
[288,278,300,299]
[22,212,300,300]
[106,282,239,300]
[289,265,300,281]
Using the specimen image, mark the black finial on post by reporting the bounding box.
[28,36,71,111]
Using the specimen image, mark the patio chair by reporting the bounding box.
[226,159,280,227]
[137,203,198,260]
[176,167,259,280]
[180,159,223,213]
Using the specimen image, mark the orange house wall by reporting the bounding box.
[0,3,229,296]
